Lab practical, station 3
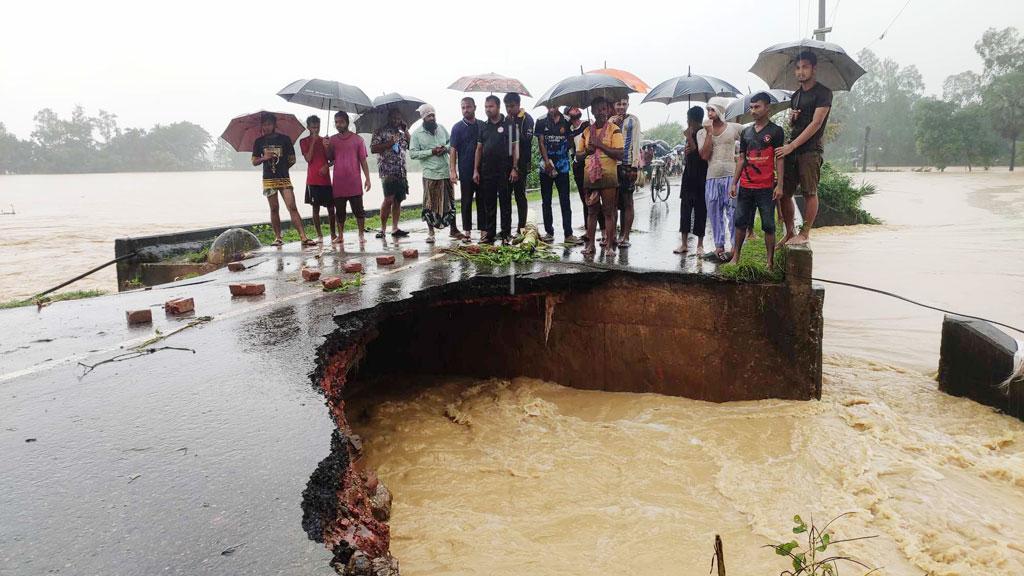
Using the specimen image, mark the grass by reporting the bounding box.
[818,163,881,225]
[184,244,210,263]
[0,289,108,309]
[717,214,787,283]
[445,243,560,266]
[324,274,363,293]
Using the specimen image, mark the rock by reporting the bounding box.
[302,268,321,282]
[371,555,400,576]
[126,309,152,325]
[229,283,265,296]
[364,471,379,493]
[322,276,343,290]
[375,255,395,266]
[208,228,261,265]
[346,551,373,576]
[344,261,363,274]
[164,297,194,315]
[227,262,246,272]
[402,248,418,259]
[369,482,392,522]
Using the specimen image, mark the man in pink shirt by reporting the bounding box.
[299,115,336,243]
[326,111,371,246]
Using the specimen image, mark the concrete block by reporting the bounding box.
[402,248,419,259]
[229,283,265,296]
[376,255,396,266]
[164,297,194,315]
[785,245,813,286]
[322,277,343,290]
[302,268,321,281]
[126,309,152,325]
[343,261,363,274]
[938,315,1022,420]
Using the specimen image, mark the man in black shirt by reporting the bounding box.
[676,106,708,255]
[775,50,833,246]
[474,95,519,244]
[504,92,534,237]
[251,112,314,247]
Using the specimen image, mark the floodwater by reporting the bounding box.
[0,170,421,300]
[348,169,1024,576]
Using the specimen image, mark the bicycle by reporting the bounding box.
[649,159,671,202]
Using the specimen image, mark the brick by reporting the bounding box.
[376,255,396,266]
[301,268,321,281]
[126,309,152,325]
[321,276,343,290]
[229,283,265,296]
[343,261,363,274]
[227,262,245,272]
[402,248,419,259]
[466,244,482,254]
[164,297,194,315]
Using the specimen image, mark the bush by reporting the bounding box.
[816,162,880,226]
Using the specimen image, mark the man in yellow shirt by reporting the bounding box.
[578,96,624,256]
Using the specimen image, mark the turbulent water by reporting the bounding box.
[348,170,1024,576]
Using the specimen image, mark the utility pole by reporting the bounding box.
[862,126,871,172]
[813,0,832,40]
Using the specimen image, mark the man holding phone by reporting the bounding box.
[370,107,411,238]
[251,112,314,247]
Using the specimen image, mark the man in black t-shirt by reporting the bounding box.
[730,92,785,269]
[504,92,534,236]
[474,95,519,244]
[251,112,313,247]
[775,50,833,247]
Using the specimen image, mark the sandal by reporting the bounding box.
[301,239,318,247]
[375,232,385,239]
[271,239,283,247]
[425,236,435,244]
[391,229,409,238]
[619,240,631,248]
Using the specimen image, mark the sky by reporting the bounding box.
[2,0,1022,141]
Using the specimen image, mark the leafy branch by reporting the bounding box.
[766,513,879,576]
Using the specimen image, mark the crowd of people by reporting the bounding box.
[250,51,832,268]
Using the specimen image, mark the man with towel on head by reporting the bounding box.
[697,96,743,261]
[409,103,460,243]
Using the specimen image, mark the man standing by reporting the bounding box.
[326,111,371,246]
[611,97,641,247]
[251,112,315,247]
[676,106,708,255]
[370,108,411,238]
[503,92,534,237]
[409,104,457,243]
[299,115,336,244]
[566,106,592,235]
[776,50,833,246]
[535,105,580,245]
[729,92,785,269]
[698,97,743,261]
[474,95,519,244]
[578,96,624,256]
[450,97,481,242]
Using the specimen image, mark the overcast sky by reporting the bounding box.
[2,0,1021,141]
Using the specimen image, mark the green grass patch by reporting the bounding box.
[717,214,787,283]
[183,244,210,263]
[445,244,560,266]
[0,289,108,309]
[818,162,880,226]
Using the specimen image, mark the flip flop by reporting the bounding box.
[718,252,731,262]
[391,229,410,237]
[301,239,318,247]
[619,240,631,248]
[271,239,283,247]
[375,232,385,239]
[426,236,436,244]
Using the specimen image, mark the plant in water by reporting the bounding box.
[767,513,878,576]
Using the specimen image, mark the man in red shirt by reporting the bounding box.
[299,115,335,243]
[729,93,785,269]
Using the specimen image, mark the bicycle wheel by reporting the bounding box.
[656,172,671,201]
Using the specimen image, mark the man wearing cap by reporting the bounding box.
[697,97,743,261]
[409,104,460,243]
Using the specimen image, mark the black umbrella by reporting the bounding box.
[641,69,741,105]
[534,73,635,109]
[277,78,373,136]
[354,93,427,134]
[724,90,794,123]
[749,39,866,91]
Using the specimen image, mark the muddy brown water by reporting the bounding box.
[347,170,1024,575]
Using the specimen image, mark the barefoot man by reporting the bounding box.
[776,50,833,246]
[326,111,370,246]
[251,112,315,247]
[728,92,785,269]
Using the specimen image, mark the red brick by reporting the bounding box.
[321,276,343,290]
[402,248,419,259]
[229,283,265,296]
[365,471,379,492]
[301,268,321,281]
[227,262,245,272]
[376,255,396,266]
[164,297,194,315]
[466,244,482,254]
[125,309,152,325]
[343,261,363,273]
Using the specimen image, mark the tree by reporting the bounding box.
[914,99,961,171]
[143,122,212,171]
[0,123,34,174]
[942,71,983,107]
[955,104,1003,170]
[643,121,684,147]
[975,27,1024,80]
[212,139,254,170]
[983,71,1024,171]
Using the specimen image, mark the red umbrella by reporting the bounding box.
[447,72,531,96]
[220,111,305,152]
[586,68,650,93]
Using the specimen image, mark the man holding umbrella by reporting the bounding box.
[775,51,832,246]
[370,108,412,238]
[251,112,315,247]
